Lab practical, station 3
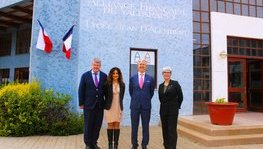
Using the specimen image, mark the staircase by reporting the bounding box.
[178,115,263,147]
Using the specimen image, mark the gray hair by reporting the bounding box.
[162,66,172,73]
[92,58,101,64]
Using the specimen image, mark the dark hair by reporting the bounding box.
[107,67,124,84]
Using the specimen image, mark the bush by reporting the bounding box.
[48,113,84,136]
[0,81,83,136]
[41,90,84,136]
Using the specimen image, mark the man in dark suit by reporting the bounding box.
[158,66,183,149]
[78,58,107,149]
[129,60,155,149]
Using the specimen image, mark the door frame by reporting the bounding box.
[228,57,247,112]
[247,59,263,112]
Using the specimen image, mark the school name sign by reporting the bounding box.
[84,0,190,36]
[88,0,186,20]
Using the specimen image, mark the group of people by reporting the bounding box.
[78,58,183,149]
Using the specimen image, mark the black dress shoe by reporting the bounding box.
[85,146,93,149]
[142,145,147,149]
[131,146,138,149]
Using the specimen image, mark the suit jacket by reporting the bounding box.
[104,82,125,110]
[129,73,155,110]
[78,70,107,110]
[158,80,183,115]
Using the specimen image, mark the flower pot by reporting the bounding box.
[205,102,238,125]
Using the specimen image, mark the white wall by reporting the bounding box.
[211,12,263,101]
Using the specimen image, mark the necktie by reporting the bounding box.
[94,73,99,87]
[139,74,144,89]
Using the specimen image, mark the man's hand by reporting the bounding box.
[80,105,84,109]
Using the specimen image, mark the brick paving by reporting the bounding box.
[1,126,263,149]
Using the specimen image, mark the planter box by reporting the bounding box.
[205,102,238,125]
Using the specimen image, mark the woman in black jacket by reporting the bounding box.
[104,67,125,149]
[158,66,183,149]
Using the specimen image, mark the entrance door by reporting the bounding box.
[247,60,263,112]
[228,58,247,112]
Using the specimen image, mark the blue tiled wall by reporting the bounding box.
[30,0,80,109]
[78,0,193,125]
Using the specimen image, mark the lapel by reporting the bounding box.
[159,82,164,94]
[120,83,123,96]
[97,72,102,87]
[109,83,113,93]
[88,70,97,88]
[135,74,139,87]
[143,74,148,86]
[164,81,172,94]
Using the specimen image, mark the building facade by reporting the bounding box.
[0,0,193,125]
[193,0,263,114]
[1,0,263,125]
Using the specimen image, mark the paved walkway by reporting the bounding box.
[1,126,263,149]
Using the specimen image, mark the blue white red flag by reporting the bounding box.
[62,25,74,59]
[36,20,53,53]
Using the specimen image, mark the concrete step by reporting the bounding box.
[178,124,263,147]
[178,117,263,136]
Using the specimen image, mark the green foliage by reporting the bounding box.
[0,81,83,136]
[49,113,84,136]
[215,98,227,104]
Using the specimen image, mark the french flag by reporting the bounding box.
[62,25,74,59]
[36,20,53,53]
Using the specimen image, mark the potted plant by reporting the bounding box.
[205,98,238,125]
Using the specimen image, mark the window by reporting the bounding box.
[249,0,256,5]
[218,1,225,12]
[0,69,10,85]
[0,33,12,56]
[202,34,210,44]
[16,29,31,54]
[242,4,249,16]
[201,12,209,22]
[226,2,234,14]
[130,48,157,88]
[227,37,263,58]
[242,0,249,4]
[14,67,29,83]
[257,7,263,17]
[249,5,257,16]
[257,0,263,6]
[193,22,201,33]
[201,0,209,11]
[201,45,210,55]
[193,33,201,44]
[210,0,217,11]
[234,3,241,15]
[193,0,200,10]
[193,11,201,21]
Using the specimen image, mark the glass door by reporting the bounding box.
[247,60,263,112]
[228,58,247,112]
